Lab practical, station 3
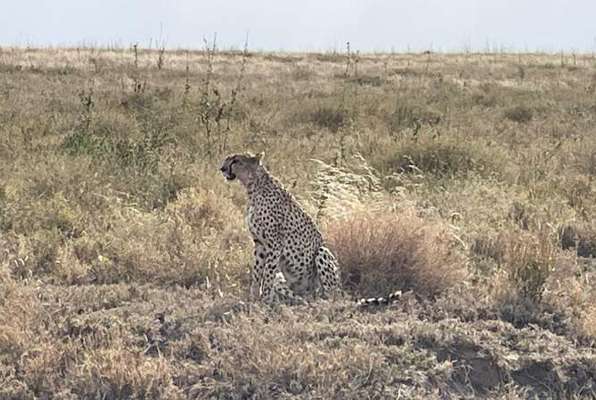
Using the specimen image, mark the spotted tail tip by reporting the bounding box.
[357,290,402,307]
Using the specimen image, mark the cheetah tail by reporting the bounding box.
[356,290,402,307]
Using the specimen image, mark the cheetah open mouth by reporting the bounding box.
[221,169,236,181]
[220,159,237,181]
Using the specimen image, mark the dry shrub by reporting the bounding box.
[15,342,76,397]
[308,155,385,220]
[485,228,561,330]
[556,276,596,340]
[9,191,85,238]
[475,228,596,338]
[348,74,384,87]
[291,65,314,81]
[503,105,533,123]
[471,90,498,108]
[544,250,596,340]
[574,145,596,176]
[55,244,91,284]
[309,106,351,132]
[379,136,503,178]
[559,223,596,258]
[501,229,557,302]
[481,228,556,304]
[386,102,441,132]
[470,232,507,264]
[11,230,63,279]
[0,282,49,373]
[5,191,87,279]
[581,306,596,339]
[291,102,353,133]
[326,209,466,298]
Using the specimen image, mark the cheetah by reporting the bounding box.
[220,152,403,306]
[220,152,340,304]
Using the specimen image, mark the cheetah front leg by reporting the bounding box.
[260,248,282,303]
[250,240,267,300]
[261,249,305,305]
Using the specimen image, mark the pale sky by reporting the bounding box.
[1,0,595,52]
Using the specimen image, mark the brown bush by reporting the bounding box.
[326,209,467,298]
[378,136,504,178]
[309,106,351,132]
[503,105,533,123]
[559,223,596,258]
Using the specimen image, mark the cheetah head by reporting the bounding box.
[220,152,264,184]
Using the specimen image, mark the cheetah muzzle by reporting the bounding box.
[219,161,236,181]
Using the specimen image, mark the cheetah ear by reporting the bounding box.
[255,151,265,163]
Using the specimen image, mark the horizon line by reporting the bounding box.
[2,43,595,56]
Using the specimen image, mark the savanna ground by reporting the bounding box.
[1,45,596,399]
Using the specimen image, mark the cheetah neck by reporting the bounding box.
[244,166,271,197]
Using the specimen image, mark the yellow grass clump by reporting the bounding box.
[328,209,467,298]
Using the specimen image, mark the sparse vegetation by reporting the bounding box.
[1,47,595,398]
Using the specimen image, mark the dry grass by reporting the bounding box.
[1,47,596,398]
[328,209,466,298]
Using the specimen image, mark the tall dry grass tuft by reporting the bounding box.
[487,228,557,304]
[581,306,596,339]
[327,209,467,298]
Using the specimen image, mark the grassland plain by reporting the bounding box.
[0,46,596,399]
